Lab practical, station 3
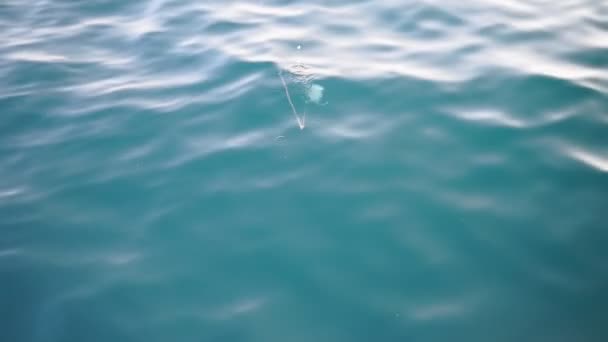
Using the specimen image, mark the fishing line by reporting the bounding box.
[278,68,305,129]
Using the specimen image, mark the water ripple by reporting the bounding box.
[1,0,607,340]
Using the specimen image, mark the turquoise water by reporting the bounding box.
[2,1,608,341]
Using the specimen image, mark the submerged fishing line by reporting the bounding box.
[278,68,305,129]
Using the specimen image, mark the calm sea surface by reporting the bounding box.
[1,1,608,341]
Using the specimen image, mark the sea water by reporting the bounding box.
[1,1,608,341]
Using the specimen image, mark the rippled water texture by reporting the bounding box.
[1,1,608,341]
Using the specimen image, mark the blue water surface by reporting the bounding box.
[1,1,608,341]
